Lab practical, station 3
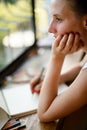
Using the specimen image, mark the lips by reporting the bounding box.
[54,35,57,38]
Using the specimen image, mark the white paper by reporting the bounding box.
[2,83,39,116]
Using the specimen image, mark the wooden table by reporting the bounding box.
[20,113,59,130]
[20,106,87,130]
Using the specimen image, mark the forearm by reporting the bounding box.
[38,55,64,119]
[59,63,82,84]
[59,53,87,84]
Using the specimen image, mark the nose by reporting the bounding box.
[48,21,57,34]
[48,19,57,34]
[48,21,54,33]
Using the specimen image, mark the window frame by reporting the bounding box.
[0,0,37,85]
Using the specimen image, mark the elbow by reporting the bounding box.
[37,111,47,122]
[37,106,49,122]
[37,110,54,123]
[38,115,51,123]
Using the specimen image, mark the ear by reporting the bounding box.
[83,15,87,29]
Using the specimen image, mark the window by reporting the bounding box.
[0,0,51,84]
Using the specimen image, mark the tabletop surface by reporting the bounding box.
[20,113,59,130]
[20,106,87,130]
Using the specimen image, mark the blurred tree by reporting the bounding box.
[2,0,17,4]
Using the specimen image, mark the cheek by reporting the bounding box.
[57,21,79,35]
[57,24,74,35]
[57,26,68,35]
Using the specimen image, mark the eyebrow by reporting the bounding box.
[53,14,61,17]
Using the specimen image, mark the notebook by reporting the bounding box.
[0,107,9,130]
[0,83,39,118]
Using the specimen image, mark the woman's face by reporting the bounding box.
[48,0,87,51]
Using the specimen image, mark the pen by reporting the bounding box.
[33,67,45,92]
[2,121,21,130]
[9,121,21,129]
[10,124,26,130]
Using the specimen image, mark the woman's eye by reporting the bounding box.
[56,18,62,22]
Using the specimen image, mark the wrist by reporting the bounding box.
[51,54,65,63]
[49,55,65,72]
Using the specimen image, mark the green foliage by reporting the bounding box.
[3,0,17,4]
[0,0,31,44]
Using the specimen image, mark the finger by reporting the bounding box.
[30,76,39,86]
[70,33,80,52]
[53,35,63,48]
[58,34,68,50]
[62,33,74,53]
[33,84,42,94]
[30,76,39,93]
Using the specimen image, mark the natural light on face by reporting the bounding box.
[49,0,83,37]
[49,0,87,52]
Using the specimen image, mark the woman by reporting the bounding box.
[31,0,87,122]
